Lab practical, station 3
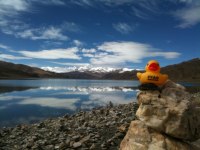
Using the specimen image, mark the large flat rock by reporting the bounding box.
[120,120,198,150]
[136,81,200,141]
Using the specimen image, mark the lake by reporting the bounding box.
[0,79,139,127]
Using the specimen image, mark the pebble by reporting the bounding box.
[73,142,82,148]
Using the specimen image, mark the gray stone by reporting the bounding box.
[120,120,198,150]
[73,142,82,148]
[136,81,200,141]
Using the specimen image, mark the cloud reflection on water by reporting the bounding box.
[0,84,137,127]
[18,97,79,110]
[40,86,136,92]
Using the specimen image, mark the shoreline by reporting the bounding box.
[0,102,139,150]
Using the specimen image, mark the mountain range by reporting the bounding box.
[0,58,200,82]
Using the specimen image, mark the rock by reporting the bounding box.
[90,143,96,149]
[79,135,90,143]
[136,81,200,141]
[73,142,82,148]
[120,120,198,150]
[72,135,80,141]
[162,80,185,91]
[192,139,200,148]
[54,145,60,149]
[117,124,128,133]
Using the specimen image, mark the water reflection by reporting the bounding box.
[40,86,137,92]
[0,79,138,127]
[0,86,36,94]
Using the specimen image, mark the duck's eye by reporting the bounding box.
[146,63,149,66]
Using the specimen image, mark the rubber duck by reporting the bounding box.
[137,60,168,86]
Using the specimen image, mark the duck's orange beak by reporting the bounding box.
[148,63,159,71]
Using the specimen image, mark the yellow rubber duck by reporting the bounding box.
[137,60,168,86]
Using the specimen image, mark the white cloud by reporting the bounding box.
[0,0,65,18]
[52,62,90,66]
[0,43,11,50]
[73,40,83,47]
[17,26,68,41]
[82,48,96,53]
[70,0,134,7]
[131,1,160,19]
[132,6,149,19]
[174,4,200,28]
[90,41,180,66]
[35,0,65,5]
[0,53,30,60]
[0,21,79,41]
[113,22,135,34]
[0,0,29,17]
[19,47,80,59]
[83,53,95,57]
[0,1,77,41]
[82,48,96,57]
[149,52,180,59]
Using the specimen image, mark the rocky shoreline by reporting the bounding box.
[0,89,200,150]
[0,102,139,150]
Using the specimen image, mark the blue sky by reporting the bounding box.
[0,0,199,71]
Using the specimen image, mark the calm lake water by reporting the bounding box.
[0,79,139,127]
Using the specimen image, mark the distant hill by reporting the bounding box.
[0,58,200,82]
[0,61,58,79]
[60,70,138,80]
[161,58,200,82]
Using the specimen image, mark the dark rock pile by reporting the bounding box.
[0,102,139,150]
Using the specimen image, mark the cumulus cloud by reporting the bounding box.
[113,23,135,34]
[173,2,200,28]
[19,47,80,59]
[90,41,180,66]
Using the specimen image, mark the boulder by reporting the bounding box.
[120,120,197,150]
[136,81,200,141]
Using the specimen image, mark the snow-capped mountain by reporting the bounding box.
[41,66,136,73]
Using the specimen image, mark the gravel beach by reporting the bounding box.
[0,102,139,150]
